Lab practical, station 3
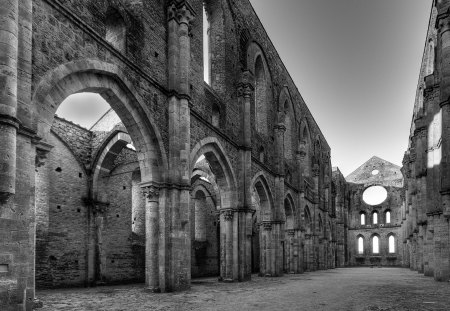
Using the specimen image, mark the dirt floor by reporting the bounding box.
[37,267,450,311]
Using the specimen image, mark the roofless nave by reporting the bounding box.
[0,0,448,310]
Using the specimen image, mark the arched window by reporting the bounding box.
[385,211,391,224]
[388,235,395,253]
[203,4,211,84]
[426,40,435,75]
[284,100,293,160]
[360,213,366,225]
[211,103,220,127]
[358,236,364,254]
[255,55,268,135]
[105,8,126,53]
[258,146,265,163]
[203,0,225,92]
[372,236,379,254]
[373,212,378,225]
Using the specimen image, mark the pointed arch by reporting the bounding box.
[284,193,295,230]
[279,87,296,160]
[426,38,435,76]
[357,234,365,255]
[92,131,134,200]
[33,59,168,184]
[250,171,275,222]
[190,137,237,210]
[304,205,312,234]
[247,42,273,135]
[105,7,127,52]
[299,118,312,177]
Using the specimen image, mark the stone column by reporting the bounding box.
[143,185,160,292]
[164,0,195,292]
[424,216,434,277]
[220,209,234,281]
[237,71,255,281]
[0,0,19,203]
[286,229,295,273]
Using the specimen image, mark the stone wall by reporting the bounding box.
[347,157,404,266]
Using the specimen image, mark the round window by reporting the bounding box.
[362,186,387,205]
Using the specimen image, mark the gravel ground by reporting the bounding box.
[37,267,450,311]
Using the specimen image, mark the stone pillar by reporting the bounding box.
[142,185,160,292]
[424,216,434,277]
[418,225,425,273]
[237,71,255,281]
[164,0,195,292]
[0,0,19,203]
[92,202,109,285]
[220,209,234,281]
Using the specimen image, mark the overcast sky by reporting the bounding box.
[248,0,432,176]
[57,0,432,177]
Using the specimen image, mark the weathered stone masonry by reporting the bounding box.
[1,0,447,310]
[0,1,342,309]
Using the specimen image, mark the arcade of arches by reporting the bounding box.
[1,0,450,310]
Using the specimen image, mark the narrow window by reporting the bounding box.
[211,103,220,127]
[372,236,379,254]
[255,55,268,135]
[389,235,395,253]
[426,40,434,75]
[258,147,265,163]
[358,237,364,254]
[105,8,126,52]
[360,213,365,225]
[203,4,211,84]
[373,212,378,225]
[385,211,391,224]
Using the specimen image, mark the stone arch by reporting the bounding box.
[387,232,396,254]
[190,137,237,210]
[356,234,365,254]
[191,169,220,201]
[91,131,133,200]
[284,194,295,230]
[250,171,275,274]
[299,118,312,176]
[250,171,275,222]
[318,213,324,237]
[190,183,220,277]
[304,205,313,234]
[279,87,296,160]
[370,233,381,254]
[426,38,435,76]
[247,42,273,135]
[359,211,367,225]
[33,59,168,184]
[105,6,127,52]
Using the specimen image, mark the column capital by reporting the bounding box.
[34,141,54,169]
[274,124,286,132]
[312,164,320,177]
[237,83,254,98]
[286,229,295,237]
[167,1,196,25]
[141,184,160,203]
[221,209,234,221]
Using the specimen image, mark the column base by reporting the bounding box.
[145,286,161,293]
[0,192,14,205]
